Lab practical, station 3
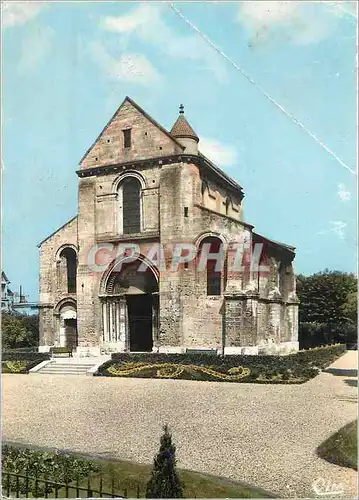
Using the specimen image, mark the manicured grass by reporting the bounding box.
[78,456,274,498]
[2,444,273,498]
[317,420,357,470]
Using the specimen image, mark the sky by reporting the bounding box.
[1,0,357,302]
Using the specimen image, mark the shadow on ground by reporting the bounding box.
[344,378,358,387]
[336,395,357,403]
[324,368,358,378]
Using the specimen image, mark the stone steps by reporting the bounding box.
[36,362,94,375]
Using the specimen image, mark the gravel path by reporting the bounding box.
[2,351,357,498]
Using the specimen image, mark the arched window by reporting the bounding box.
[198,237,223,296]
[59,248,77,293]
[118,177,142,234]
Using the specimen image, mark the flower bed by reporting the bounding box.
[96,344,346,383]
[2,351,50,373]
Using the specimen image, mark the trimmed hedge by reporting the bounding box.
[96,344,346,383]
[109,343,346,369]
[1,347,39,354]
[2,351,50,361]
[2,351,50,374]
[294,343,347,369]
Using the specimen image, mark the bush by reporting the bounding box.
[2,347,39,354]
[109,351,291,368]
[1,313,39,349]
[1,351,50,362]
[294,343,346,369]
[299,321,357,349]
[317,421,357,471]
[2,445,100,497]
[299,322,328,349]
[146,425,183,498]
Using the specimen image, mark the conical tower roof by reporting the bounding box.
[170,105,199,142]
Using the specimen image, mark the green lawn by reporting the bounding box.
[76,456,274,498]
[317,420,357,470]
[2,446,274,498]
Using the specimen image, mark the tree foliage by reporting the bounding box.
[146,425,183,498]
[340,290,357,324]
[297,270,357,348]
[1,313,39,349]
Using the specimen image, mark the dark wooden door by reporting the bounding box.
[65,319,77,350]
[127,295,153,352]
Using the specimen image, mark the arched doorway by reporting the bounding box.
[102,258,159,352]
[58,302,77,349]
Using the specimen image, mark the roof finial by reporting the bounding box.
[179,104,184,115]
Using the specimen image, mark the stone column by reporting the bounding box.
[268,301,282,344]
[225,238,246,294]
[117,187,123,234]
[59,316,66,347]
[152,293,159,351]
[119,297,128,350]
[222,294,244,354]
[54,315,61,346]
[102,302,108,342]
[109,301,114,342]
[115,300,120,342]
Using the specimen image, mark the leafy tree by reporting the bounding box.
[297,270,357,347]
[1,313,39,349]
[20,314,39,346]
[146,425,183,499]
[1,314,28,349]
[340,290,357,324]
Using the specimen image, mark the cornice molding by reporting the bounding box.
[76,154,244,198]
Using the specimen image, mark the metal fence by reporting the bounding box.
[2,471,142,498]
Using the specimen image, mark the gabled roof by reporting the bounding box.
[1,271,10,284]
[198,151,244,194]
[79,96,184,165]
[77,96,244,198]
[170,115,199,142]
[37,216,77,248]
[252,232,296,255]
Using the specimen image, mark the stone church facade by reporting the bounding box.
[38,96,299,356]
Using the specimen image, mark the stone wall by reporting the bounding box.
[38,216,78,347]
[201,179,242,221]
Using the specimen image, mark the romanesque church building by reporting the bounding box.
[38,97,299,356]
